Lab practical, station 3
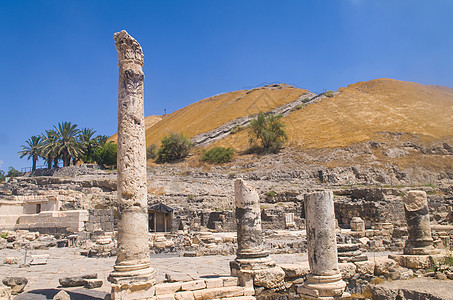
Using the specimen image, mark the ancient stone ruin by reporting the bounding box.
[107,30,155,299]
[297,191,348,299]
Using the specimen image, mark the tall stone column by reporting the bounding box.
[108,30,155,299]
[298,191,346,299]
[230,179,284,289]
[403,190,435,255]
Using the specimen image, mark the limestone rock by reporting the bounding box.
[0,286,12,300]
[338,262,356,280]
[53,290,71,300]
[59,274,97,287]
[355,260,375,275]
[279,263,310,278]
[253,266,285,289]
[374,257,398,277]
[83,278,103,289]
[2,277,28,295]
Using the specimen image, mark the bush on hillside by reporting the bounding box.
[156,133,192,163]
[202,147,235,164]
[249,112,288,153]
[146,144,158,160]
[94,142,117,168]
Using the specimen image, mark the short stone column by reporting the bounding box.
[350,217,365,237]
[403,190,435,255]
[108,30,155,299]
[298,191,347,299]
[230,179,284,289]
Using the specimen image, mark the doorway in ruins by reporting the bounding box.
[148,202,174,232]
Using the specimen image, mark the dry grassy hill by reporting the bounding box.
[107,115,163,144]
[214,79,453,151]
[142,84,309,146]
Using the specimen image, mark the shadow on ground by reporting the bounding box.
[15,288,108,300]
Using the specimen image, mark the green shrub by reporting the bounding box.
[202,147,235,164]
[7,167,21,177]
[0,232,8,239]
[230,125,244,135]
[266,190,276,198]
[249,112,288,153]
[291,104,304,112]
[157,133,192,163]
[94,142,117,168]
[324,90,335,98]
[146,144,158,160]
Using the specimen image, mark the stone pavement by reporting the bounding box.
[0,247,309,299]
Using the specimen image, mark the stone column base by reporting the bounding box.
[297,273,347,299]
[230,256,285,289]
[110,280,155,300]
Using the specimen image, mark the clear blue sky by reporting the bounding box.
[1,0,452,171]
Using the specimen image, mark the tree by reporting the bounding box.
[94,142,117,168]
[249,112,288,153]
[146,144,158,160]
[53,122,82,167]
[0,170,5,183]
[18,135,42,171]
[40,130,60,169]
[156,133,192,163]
[7,167,21,177]
[79,128,97,163]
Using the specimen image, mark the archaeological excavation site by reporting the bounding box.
[1,30,453,300]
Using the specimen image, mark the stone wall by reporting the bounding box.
[15,210,89,234]
[85,209,115,232]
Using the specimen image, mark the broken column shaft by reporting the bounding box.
[108,30,155,299]
[403,190,435,255]
[230,179,284,289]
[298,191,346,299]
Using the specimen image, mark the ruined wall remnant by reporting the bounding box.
[403,190,435,255]
[108,30,155,299]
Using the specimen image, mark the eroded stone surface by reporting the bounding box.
[108,29,155,298]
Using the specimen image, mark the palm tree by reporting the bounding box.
[79,128,97,163]
[18,135,42,171]
[40,130,60,169]
[54,122,82,167]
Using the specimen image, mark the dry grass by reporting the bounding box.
[214,78,453,151]
[143,86,307,146]
[108,115,163,143]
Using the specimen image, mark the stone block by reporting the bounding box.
[181,280,206,291]
[374,257,398,276]
[30,254,49,265]
[155,282,182,295]
[338,263,356,280]
[2,277,28,295]
[279,263,310,278]
[156,295,175,300]
[59,274,97,287]
[53,290,70,300]
[355,261,375,275]
[83,278,103,289]
[111,281,155,300]
[174,291,195,300]
[199,286,244,299]
[253,266,285,289]
[204,278,223,289]
[221,276,239,287]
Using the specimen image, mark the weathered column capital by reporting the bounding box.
[114,30,144,66]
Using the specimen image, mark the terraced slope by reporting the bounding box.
[143,84,310,146]
[214,79,453,150]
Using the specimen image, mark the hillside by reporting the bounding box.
[214,79,453,151]
[107,115,163,143]
[142,84,310,146]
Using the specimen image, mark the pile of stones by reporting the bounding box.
[0,230,60,250]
